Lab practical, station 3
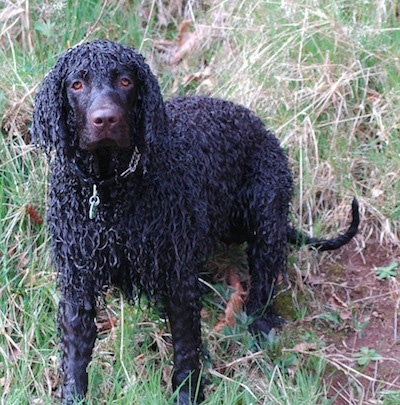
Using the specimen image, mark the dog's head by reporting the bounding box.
[32,40,165,177]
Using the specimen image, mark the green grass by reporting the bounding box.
[1,0,399,403]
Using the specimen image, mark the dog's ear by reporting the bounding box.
[31,51,71,157]
[122,46,166,151]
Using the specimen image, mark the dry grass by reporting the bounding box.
[0,0,399,403]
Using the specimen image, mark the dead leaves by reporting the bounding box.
[180,66,213,89]
[172,19,202,66]
[214,268,248,332]
[327,293,353,321]
[154,19,214,93]
[155,19,205,66]
[26,202,43,225]
[96,308,118,336]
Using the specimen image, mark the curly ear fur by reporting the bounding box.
[31,52,70,156]
[31,40,166,157]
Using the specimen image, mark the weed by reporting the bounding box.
[352,346,382,367]
[375,262,398,280]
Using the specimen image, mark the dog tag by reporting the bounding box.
[89,185,100,219]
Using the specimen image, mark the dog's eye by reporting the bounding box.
[71,81,83,91]
[120,78,132,87]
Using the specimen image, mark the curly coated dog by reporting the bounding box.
[32,39,359,404]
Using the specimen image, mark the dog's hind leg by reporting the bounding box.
[245,235,288,336]
[243,189,290,337]
[59,298,97,404]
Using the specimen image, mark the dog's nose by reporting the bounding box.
[91,107,120,129]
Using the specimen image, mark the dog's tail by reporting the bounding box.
[288,198,360,251]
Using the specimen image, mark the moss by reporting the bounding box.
[326,263,345,282]
[274,288,299,321]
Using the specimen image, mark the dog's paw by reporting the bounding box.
[249,312,286,337]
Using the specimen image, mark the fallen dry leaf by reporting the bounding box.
[154,20,208,66]
[181,66,212,86]
[26,202,43,225]
[290,342,318,353]
[328,293,348,310]
[96,310,118,335]
[327,293,352,320]
[214,268,248,332]
[171,20,201,65]
[8,341,21,362]
[339,309,352,320]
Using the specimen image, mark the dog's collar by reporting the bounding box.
[73,146,141,219]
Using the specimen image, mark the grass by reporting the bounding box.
[1,0,400,403]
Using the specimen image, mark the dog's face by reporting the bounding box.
[65,68,138,151]
[33,40,163,176]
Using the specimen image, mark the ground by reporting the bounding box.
[95,238,400,403]
[314,241,400,403]
[207,238,400,403]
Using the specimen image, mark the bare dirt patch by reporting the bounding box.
[315,241,400,403]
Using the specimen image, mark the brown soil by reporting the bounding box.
[314,241,400,403]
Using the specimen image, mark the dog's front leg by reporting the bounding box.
[59,298,97,404]
[166,293,204,405]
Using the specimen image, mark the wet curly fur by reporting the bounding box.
[32,39,359,404]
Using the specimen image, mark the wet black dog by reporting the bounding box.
[32,39,359,404]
